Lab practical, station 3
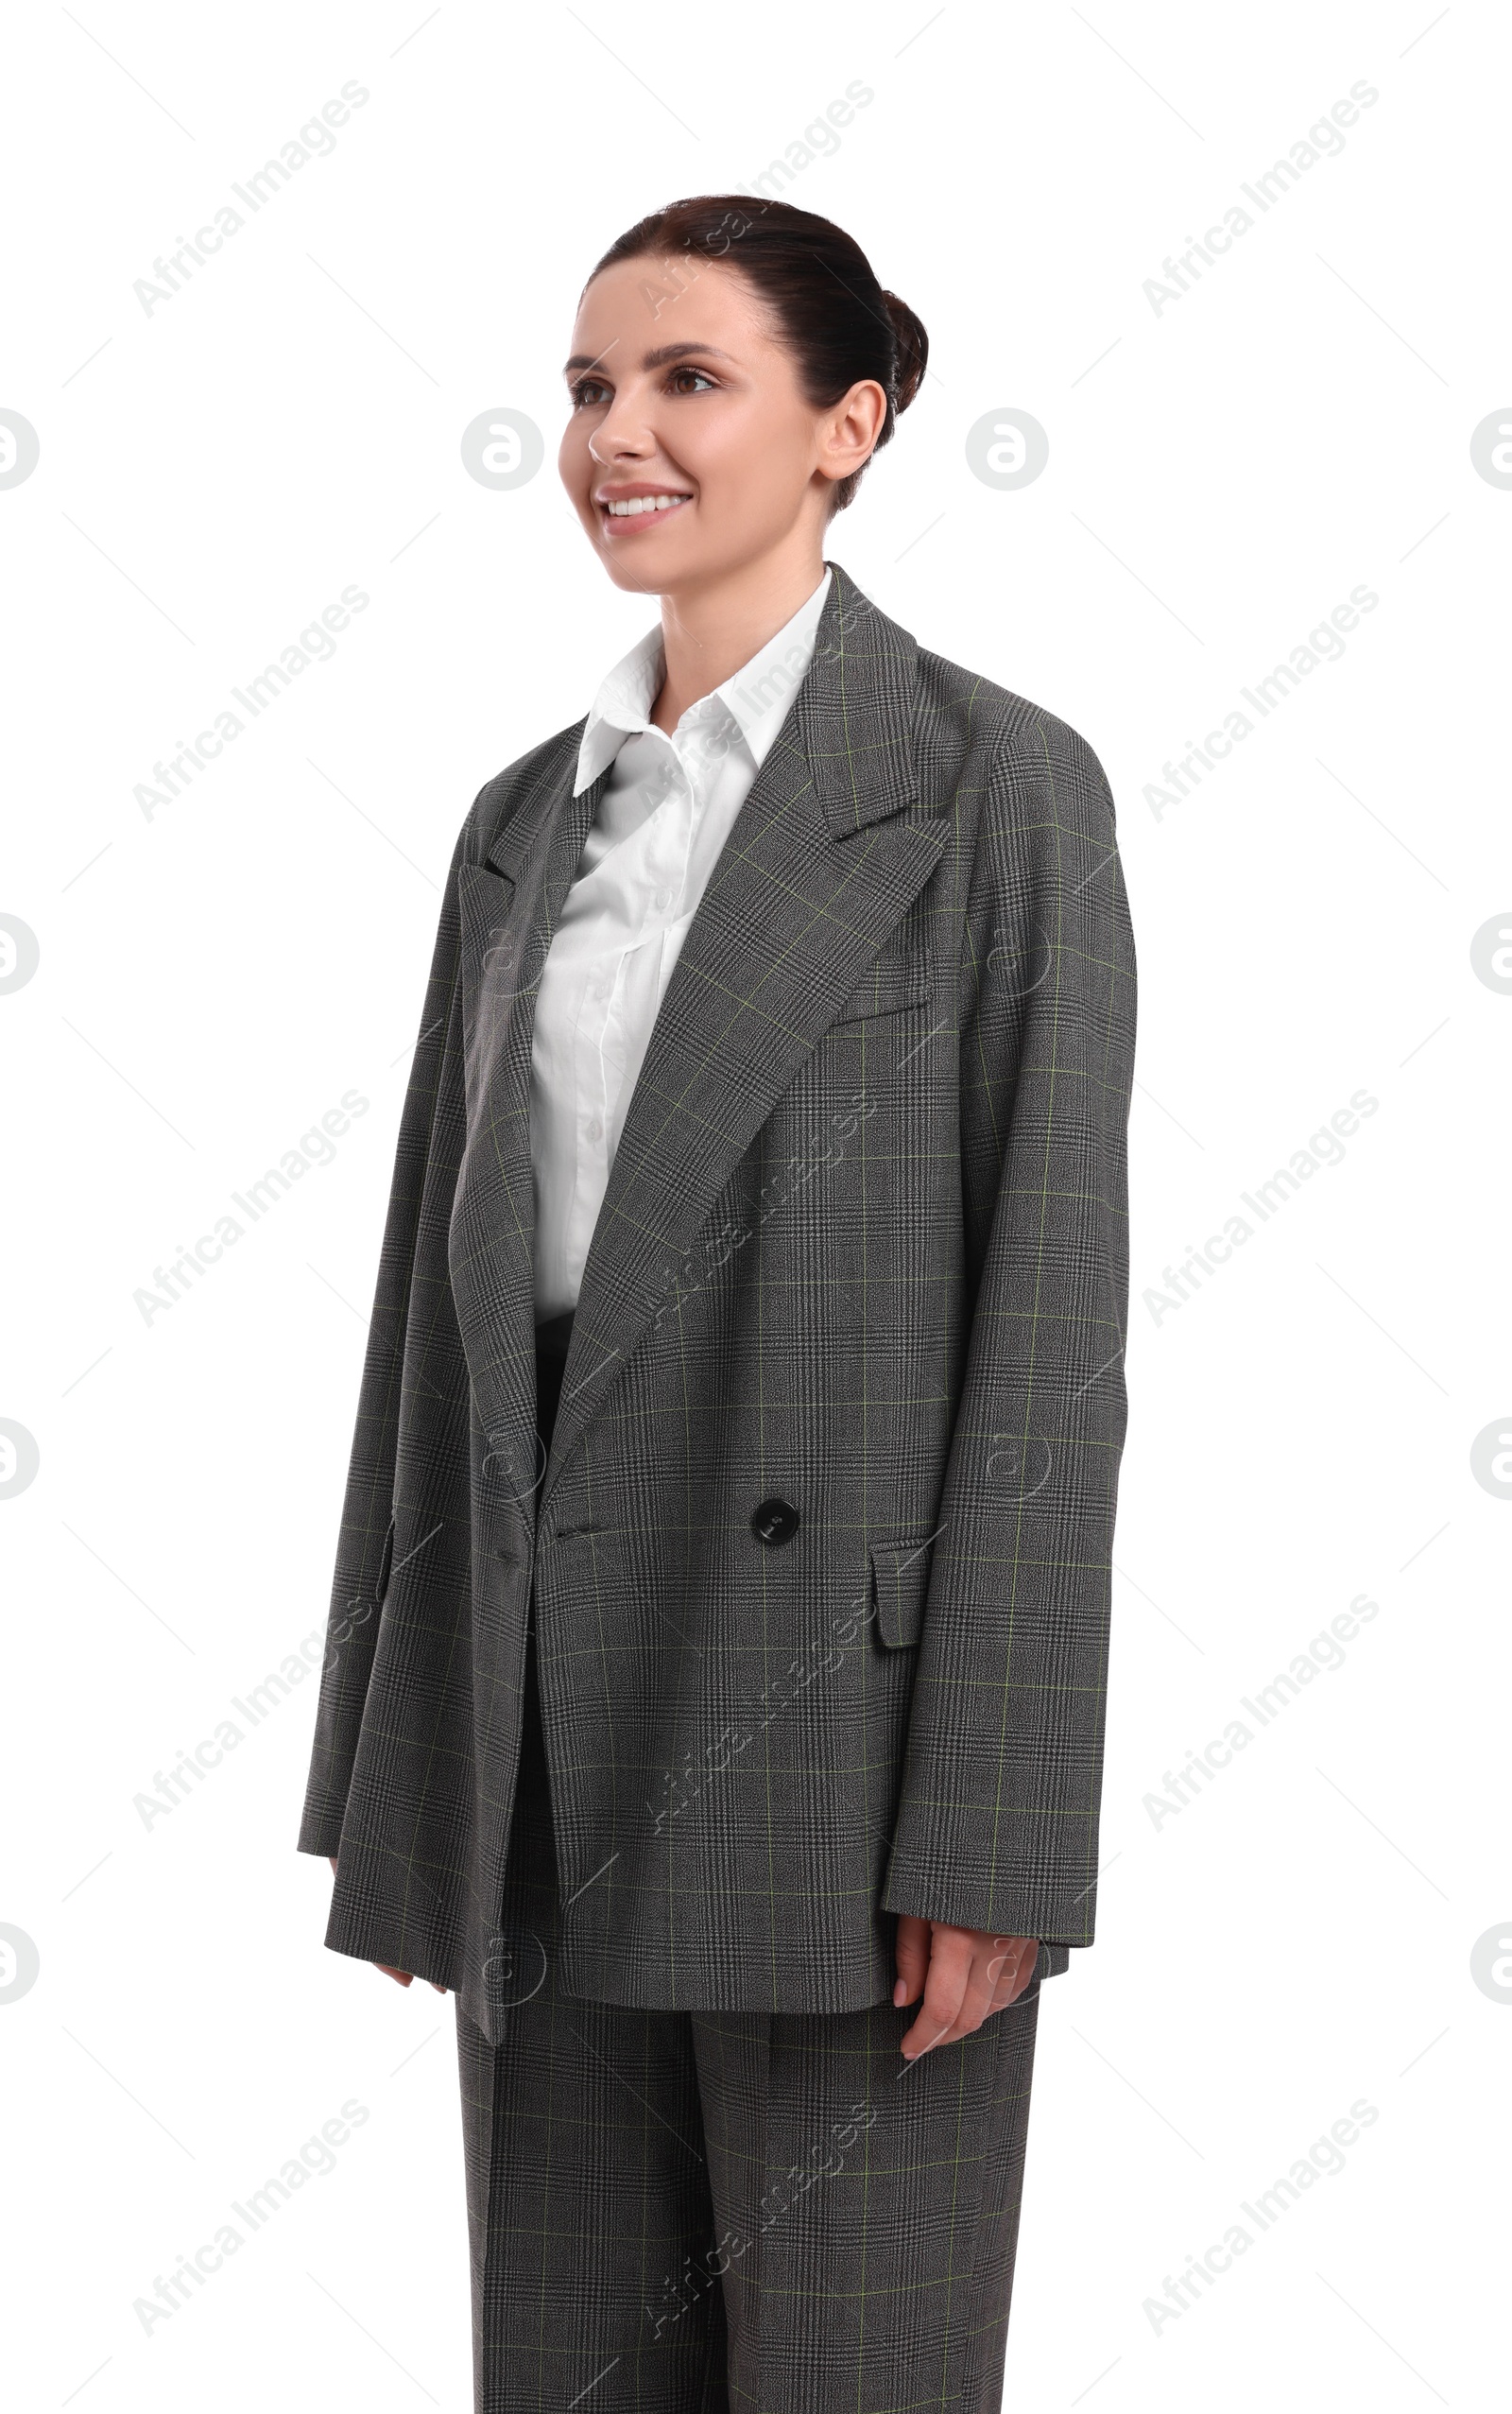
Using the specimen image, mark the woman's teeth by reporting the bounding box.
[604,494,691,516]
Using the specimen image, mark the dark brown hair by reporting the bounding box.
[587,196,928,516]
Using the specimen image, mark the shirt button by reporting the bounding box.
[585,1115,603,1141]
[653,888,671,912]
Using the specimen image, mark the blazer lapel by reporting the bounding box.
[539,560,947,1513]
[451,736,607,1509]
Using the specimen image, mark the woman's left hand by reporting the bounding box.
[892,1918,1038,2059]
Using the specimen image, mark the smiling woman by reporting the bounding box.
[300,192,1136,2413]
[558,197,927,647]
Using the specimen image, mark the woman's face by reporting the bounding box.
[558,253,883,597]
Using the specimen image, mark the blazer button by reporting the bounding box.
[750,1496,799,1547]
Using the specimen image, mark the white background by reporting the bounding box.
[3,2,1506,2406]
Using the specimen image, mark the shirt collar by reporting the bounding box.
[574,566,833,796]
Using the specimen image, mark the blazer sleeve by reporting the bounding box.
[879,710,1136,1946]
[296,818,470,1859]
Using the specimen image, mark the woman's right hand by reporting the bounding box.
[328,1855,448,1993]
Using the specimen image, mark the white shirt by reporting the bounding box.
[529,566,833,1320]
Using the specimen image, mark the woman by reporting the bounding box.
[301,195,1136,2410]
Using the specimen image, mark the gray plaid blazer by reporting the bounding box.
[299,558,1136,2046]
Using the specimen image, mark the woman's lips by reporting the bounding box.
[598,495,693,537]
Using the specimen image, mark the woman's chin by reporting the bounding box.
[596,539,705,597]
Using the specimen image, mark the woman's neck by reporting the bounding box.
[649,542,828,734]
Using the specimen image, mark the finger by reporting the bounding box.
[893,1914,931,2006]
[982,1933,1030,2006]
[900,1929,971,2059]
[923,1938,1002,2048]
[988,1937,1036,2009]
[377,1964,414,1987]
[328,1856,337,1875]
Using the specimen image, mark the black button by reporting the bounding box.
[750,1496,799,1547]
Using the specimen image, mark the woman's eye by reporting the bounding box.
[568,366,715,407]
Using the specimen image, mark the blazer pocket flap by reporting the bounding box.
[831,961,932,1024]
[869,1534,935,1647]
[375,1511,396,1607]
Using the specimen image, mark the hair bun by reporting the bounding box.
[881,290,928,414]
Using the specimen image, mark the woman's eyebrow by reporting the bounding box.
[562,341,736,374]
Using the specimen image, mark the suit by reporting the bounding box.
[298,558,1136,2055]
[456,1419,1043,2410]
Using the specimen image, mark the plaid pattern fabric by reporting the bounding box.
[456,1617,1041,2412]
[299,558,1135,2043]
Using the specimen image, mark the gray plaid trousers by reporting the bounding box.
[456,1612,1040,2414]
